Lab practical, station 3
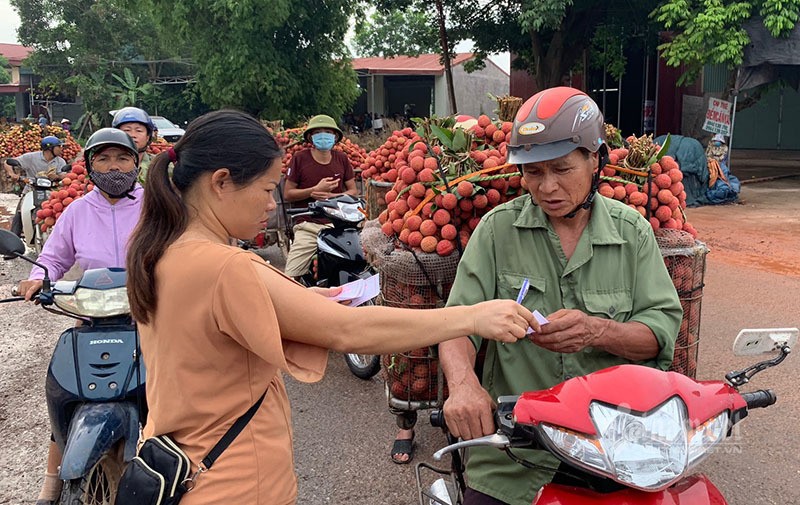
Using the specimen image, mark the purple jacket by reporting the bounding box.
[29,185,144,281]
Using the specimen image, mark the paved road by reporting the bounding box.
[2,179,799,504]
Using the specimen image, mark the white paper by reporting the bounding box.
[526,310,550,335]
[330,274,380,307]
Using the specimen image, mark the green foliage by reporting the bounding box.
[0,55,10,84]
[353,6,439,57]
[653,0,800,85]
[111,68,156,110]
[11,0,180,128]
[138,0,361,124]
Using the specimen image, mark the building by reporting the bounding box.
[0,43,34,120]
[351,53,509,121]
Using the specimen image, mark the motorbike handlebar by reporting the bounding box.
[430,409,446,428]
[285,207,310,215]
[741,389,777,409]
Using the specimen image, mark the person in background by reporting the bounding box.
[112,106,156,182]
[124,109,534,504]
[282,114,358,280]
[706,133,729,165]
[38,113,48,129]
[438,87,682,505]
[3,136,66,238]
[60,118,71,132]
[15,128,144,505]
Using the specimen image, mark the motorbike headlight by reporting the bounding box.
[540,397,725,491]
[322,202,364,223]
[687,411,728,466]
[54,287,130,317]
[35,177,53,188]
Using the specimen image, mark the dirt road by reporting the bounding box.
[1,180,799,504]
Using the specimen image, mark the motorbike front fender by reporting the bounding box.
[60,402,141,480]
[534,474,727,505]
[20,192,34,244]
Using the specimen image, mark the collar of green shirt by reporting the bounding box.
[511,195,626,245]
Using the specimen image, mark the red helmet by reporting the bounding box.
[507,87,606,165]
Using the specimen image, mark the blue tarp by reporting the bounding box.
[655,135,739,206]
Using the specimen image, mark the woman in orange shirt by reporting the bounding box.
[125,110,534,505]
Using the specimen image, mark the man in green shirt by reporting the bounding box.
[439,87,682,505]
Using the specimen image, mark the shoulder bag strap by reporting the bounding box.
[200,388,267,470]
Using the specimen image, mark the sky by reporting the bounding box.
[0,1,509,73]
[0,1,20,44]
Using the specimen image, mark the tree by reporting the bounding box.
[654,0,800,86]
[353,6,439,57]
[354,0,463,114]
[359,1,661,93]
[0,55,14,118]
[11,0,182,131]
[137,0,362,124]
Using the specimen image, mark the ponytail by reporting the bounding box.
[127,151,187,323]
[126,109,282,324]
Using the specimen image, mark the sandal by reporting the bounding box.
[391,433,415,464]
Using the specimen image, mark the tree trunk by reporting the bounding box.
[434,0,457,114]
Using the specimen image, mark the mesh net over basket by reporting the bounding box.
[365,179,394,220]
[382,349,448,407]
[656,229,709,379]
[362,220,459,407]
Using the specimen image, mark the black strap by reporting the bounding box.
[200,389,267,470]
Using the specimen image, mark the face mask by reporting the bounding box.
[311,132,336,151]
[712,141,722,147]
[90,169,139,198]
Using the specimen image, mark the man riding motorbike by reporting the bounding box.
[438,87,682,505]
[283,114,358,280]
[3,136,67,238]
[112,106,156,182]
[15,128,144,505]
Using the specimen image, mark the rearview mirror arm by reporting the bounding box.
[5,251,52,295]
[726,345,792,388]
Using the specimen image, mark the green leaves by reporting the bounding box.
[654,0,800,86]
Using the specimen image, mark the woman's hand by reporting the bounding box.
[16,279,44,301]
[308,285,351,305]
[471,299,534,343]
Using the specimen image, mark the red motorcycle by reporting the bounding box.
[418,328,796,505]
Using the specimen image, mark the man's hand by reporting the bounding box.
[530,309,605,353]
[310,191,335,201]
[16,279,44,302]
[443,382,495,440]
[312,177,340,194]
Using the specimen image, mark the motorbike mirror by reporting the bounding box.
[0,229,25,257]
[6,158,20,167]
[733,328,798,356]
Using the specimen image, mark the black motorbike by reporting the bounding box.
[286,194,381,379]
[0,229,144,505]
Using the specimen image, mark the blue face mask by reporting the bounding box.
[311,132,336,151]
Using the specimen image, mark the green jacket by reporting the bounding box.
[445,195,682,505]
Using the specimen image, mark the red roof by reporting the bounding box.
[0,43,33,67]
[352,53,475,75]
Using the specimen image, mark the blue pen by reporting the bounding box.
[516,278,530,304]
[502,278,530,346]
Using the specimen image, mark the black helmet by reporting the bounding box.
[83,128,140,171]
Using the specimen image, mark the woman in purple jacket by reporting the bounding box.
[15,128,143,505]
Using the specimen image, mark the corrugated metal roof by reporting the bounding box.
[0,43,33,67]
[352,53,475,75]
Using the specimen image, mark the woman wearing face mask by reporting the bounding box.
[16,128,143,505]
[282,114,358,279]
